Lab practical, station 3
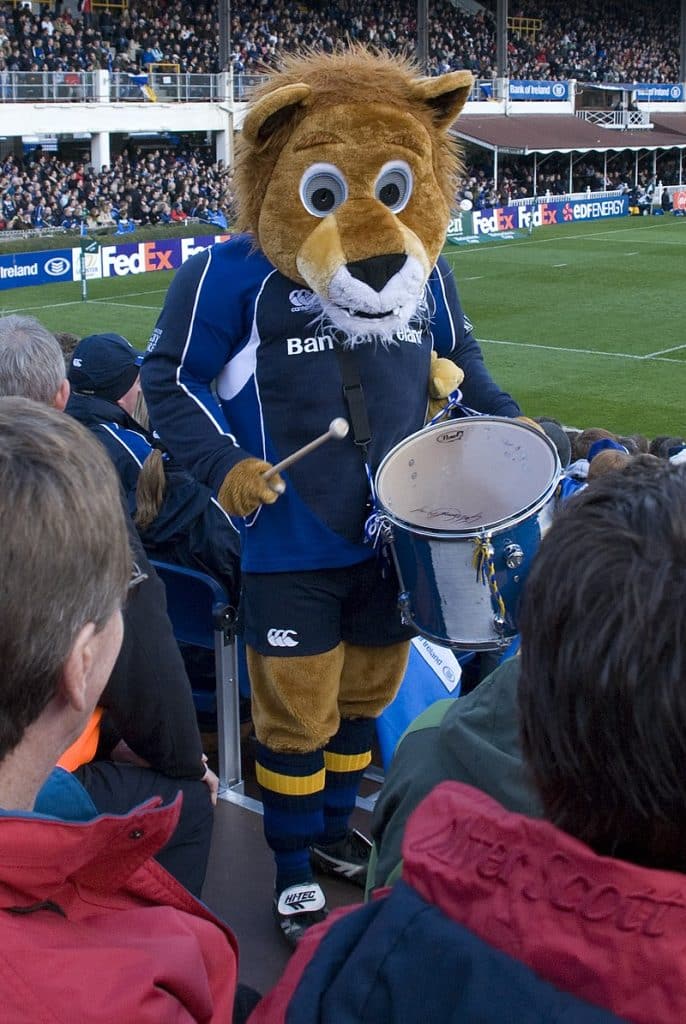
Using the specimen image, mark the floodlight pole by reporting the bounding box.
[496,0,508,84]
[417,0,428,75]
[218,0,231,72]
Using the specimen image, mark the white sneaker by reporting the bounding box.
[273,881,328,948]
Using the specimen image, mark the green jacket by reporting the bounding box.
[368,655,542,894]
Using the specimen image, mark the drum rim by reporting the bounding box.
[375,415,561,539]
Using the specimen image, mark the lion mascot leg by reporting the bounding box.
[245,567,410,947]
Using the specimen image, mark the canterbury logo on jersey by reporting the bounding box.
[289,288,321,313]
[463,313,474,335]
[286,335,334,355]
[267,628,299,647]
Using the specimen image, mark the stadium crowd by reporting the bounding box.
[0,0,681,82]
[2,142,677,236]
[0,147,235,232]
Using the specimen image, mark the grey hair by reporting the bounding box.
[0,314,66,404]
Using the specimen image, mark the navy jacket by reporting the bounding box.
[67,390,240,601]
[253,881,623,1023]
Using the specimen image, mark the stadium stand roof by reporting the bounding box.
[453,114,686,155]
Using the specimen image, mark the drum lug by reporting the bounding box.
[504,543,524,569]
[397,591,413,626]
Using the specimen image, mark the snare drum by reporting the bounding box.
[374,416,560,650]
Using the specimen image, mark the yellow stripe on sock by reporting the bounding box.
[255,763,326,796]
[324,750,372,773]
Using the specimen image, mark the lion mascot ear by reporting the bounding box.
[409,70,474,129]
[242,83,312,148]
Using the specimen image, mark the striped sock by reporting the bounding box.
[254,742,325,894]
[318,717,376,845]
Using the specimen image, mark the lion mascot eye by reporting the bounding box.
[300,163,349,217]
[374,161,413,213]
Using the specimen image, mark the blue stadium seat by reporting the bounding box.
[150,560,251,805]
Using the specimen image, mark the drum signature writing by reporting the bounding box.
[503,440,527,463]
[410,506,483,524]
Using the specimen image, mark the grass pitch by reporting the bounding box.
[1,214,684,437]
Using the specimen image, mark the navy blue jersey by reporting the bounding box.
[142,235,520,573]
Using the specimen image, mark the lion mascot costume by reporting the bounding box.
[142,47,520,945]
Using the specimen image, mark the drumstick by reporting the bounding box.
[263,418,350,490]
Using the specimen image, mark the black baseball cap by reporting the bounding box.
[69,332,143,402]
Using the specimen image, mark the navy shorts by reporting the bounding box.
[241,559,416,656]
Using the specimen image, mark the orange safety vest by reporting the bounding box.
[57,707,104,772]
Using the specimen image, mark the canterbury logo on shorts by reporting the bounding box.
[267,628,299,648]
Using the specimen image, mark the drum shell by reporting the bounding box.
[375,416,560,650]
[391,508,550,650]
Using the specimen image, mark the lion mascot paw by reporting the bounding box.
[428,350,465,420]
[218,459,285,517]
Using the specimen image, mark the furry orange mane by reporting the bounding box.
[235,47,468,238]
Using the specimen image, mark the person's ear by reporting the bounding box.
[54,377,70,412]
[59,621,97,713]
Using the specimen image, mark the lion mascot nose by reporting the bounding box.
[347,253,407,293]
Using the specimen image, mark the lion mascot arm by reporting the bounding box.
[140,251,285,516]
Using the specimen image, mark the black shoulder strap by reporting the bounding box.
[333,342,372,452]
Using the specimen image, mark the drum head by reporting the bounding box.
[376,416,560,535]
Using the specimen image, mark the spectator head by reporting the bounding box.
[518,460,686,872]
[586,447,632,480]
[650,435,686,460]
[618,433,649,454]
[0,397,129,765]
[535,416,571,469]
[0,314,69,409]
[68,332,142,415]
[53,330,80,362]
[571,426,617,462]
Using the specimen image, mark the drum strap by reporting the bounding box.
[334,342,388,551]
[333,343,372,455]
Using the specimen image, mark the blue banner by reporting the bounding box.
[0,248,73,291]
[509,80,569,101]
[634,83,683,102]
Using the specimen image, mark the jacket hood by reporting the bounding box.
[403,782,686,1024]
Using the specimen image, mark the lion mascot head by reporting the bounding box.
[235,48,473,346]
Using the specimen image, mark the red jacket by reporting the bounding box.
[403,783,686,1023]
[0,795,237,1022]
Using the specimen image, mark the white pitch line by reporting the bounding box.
[1,288,167,315]
[553,263,567,267]
[625,251,639,255]
[1,298,88,313]
[643,342,686,358]
[90,300,161,310]
[480,337,686,364]
[444,220,686,257]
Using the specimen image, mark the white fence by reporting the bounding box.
[510,188,626,206]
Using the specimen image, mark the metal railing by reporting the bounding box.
[0,71,97,103]
[111,72,226,103]
[577,108,652,130]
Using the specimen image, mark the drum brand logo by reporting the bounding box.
[436,429,464,443]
